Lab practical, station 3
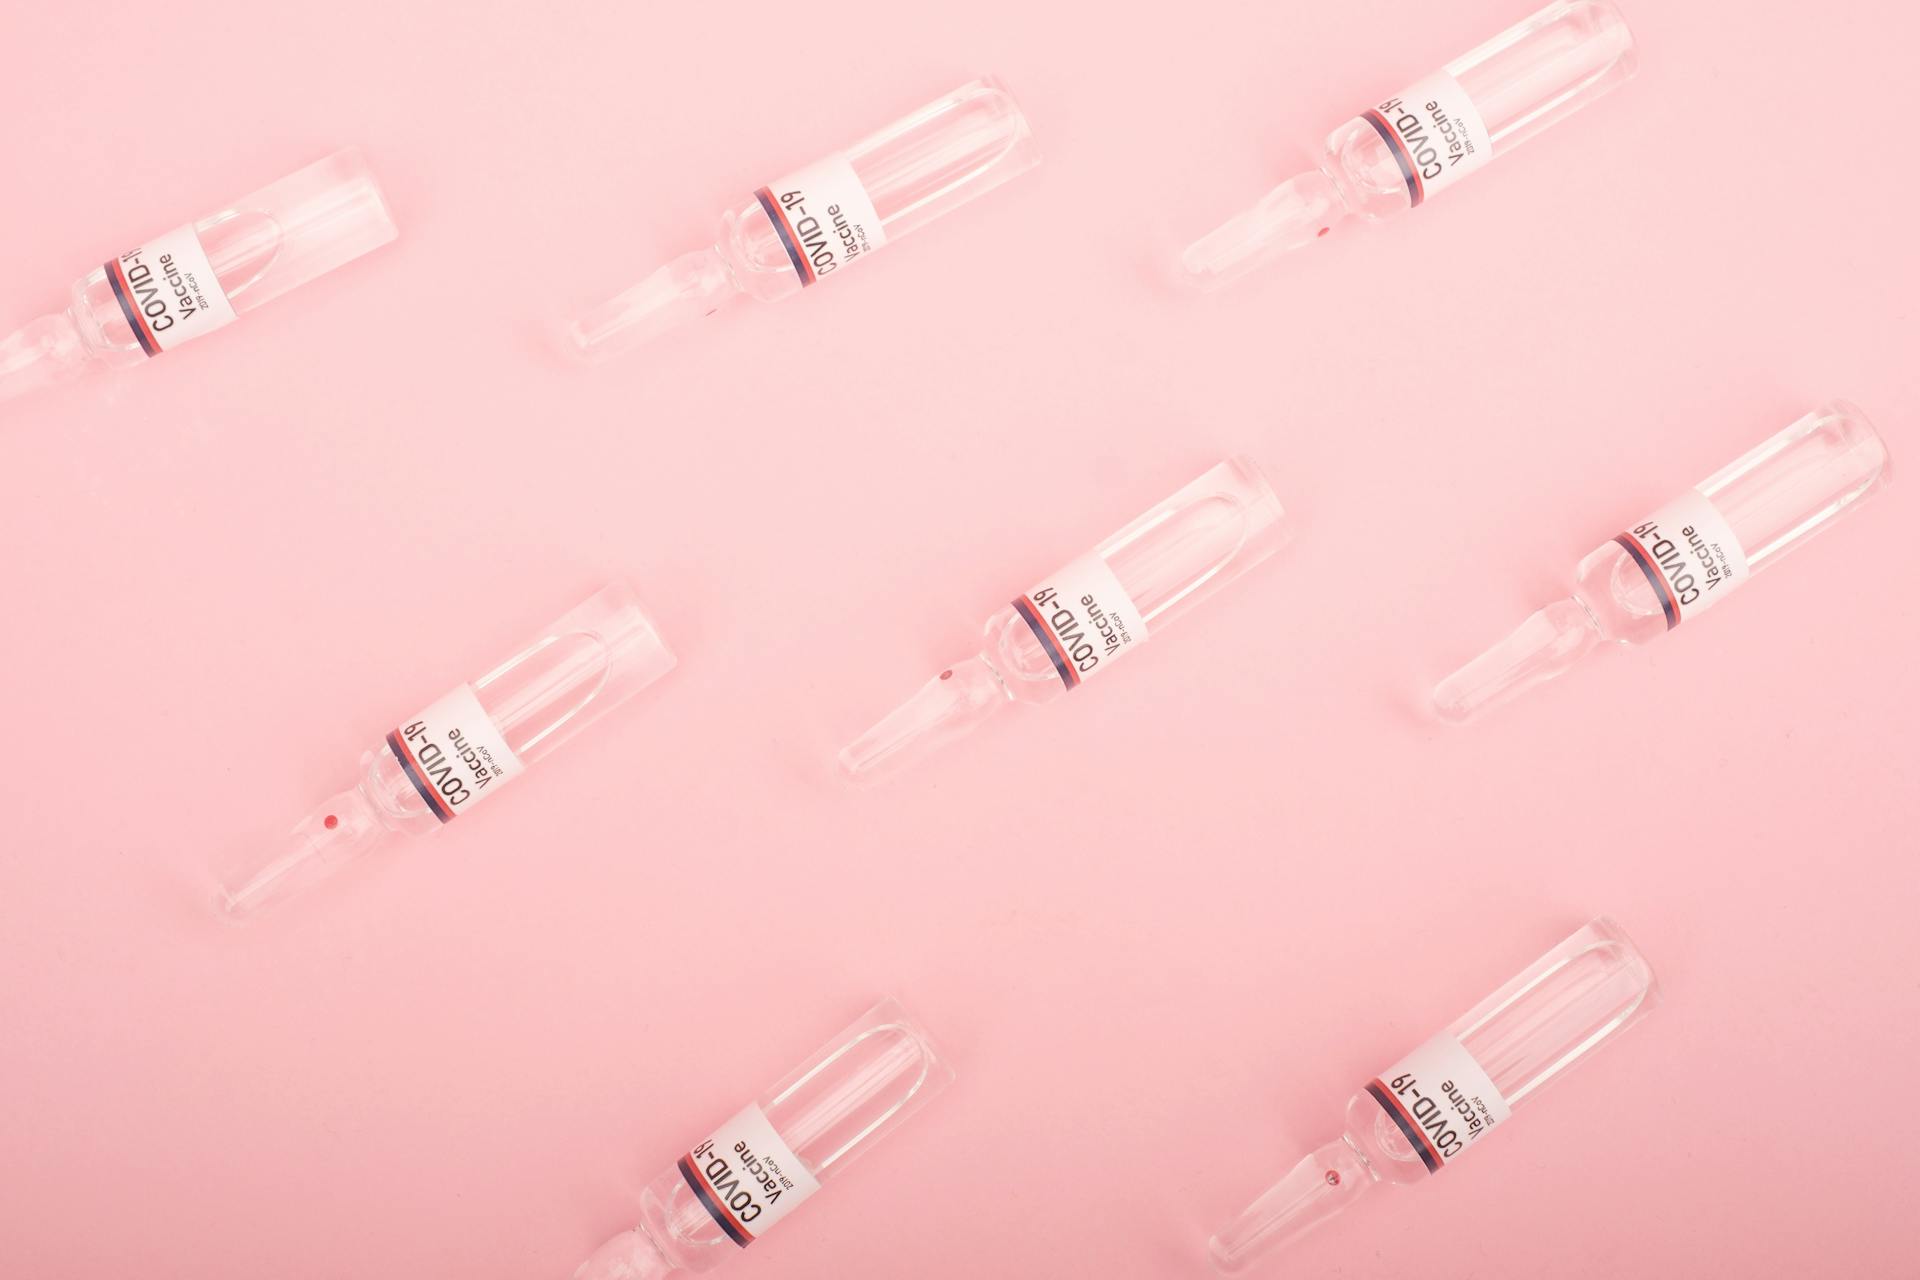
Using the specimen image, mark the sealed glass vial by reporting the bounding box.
[1209,917,1657,1273]
[1181,1,1636,288]
[1,148,397,402]
[1434,400,1891,722]
[565,77,1037,359]
[573,998,951,1279]
[216,582,675,917]
[840,457,1289,783]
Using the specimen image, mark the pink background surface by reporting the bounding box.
[1,2,1915,1277]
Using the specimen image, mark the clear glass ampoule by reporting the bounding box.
[1434,399,1892,722]
[216,582,675,918]
[573,998,952,1280]
[565,77,1038,359]
[1210,916,1657,1273]
[1,148,397,402]
[1181,0,1637,288]
[839,456,1289,783]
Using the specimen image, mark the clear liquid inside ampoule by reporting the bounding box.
[216,577,664,917]
[1575,401,1891,647]
[1324,0,1636,223]
[717,78,1036,303]
[982,486,1272,704]
[71,212,284,367]
[1208,920,1657,1273]
[630,1014,944,1273]
[1356,918,1658,1181]
[353,628,619,830]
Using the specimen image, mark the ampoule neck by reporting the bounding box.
[837,653,1011,783]
[0,310,96,404]
[1337,1130,1384,1183]
[215,783,393,918]
[1208,1135,1375,1274]
[1432,595,1603,723]
[562,246,743,361]
[1179,166,1352,290]
[572,1224,682,1280]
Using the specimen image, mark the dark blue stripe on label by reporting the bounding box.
[755,187,812,286]
[678,1156,752,1247]
[386,730,453,823]
[1014,596,1080,690]
[105,260,159,357]
[1367,1079,1441,1174]
[1362,111,1423,206]
[1614,535,1681,630]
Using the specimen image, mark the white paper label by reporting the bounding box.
[1013,551,1149,690]
[1367,1033,1511,1174]
[1363,70,1492,205]
[105,222,238,355]
[754,152,887,286]
[385,683,524,823]
[1615,488,1750,628]
[678,1103,822,1246]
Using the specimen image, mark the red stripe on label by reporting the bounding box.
[1369,1077,1444,1168]
[1364,109,1427,204]
[1019,594,1083,688]
[1616,531,1684,623]
[110,258,163,353]
[686,1154,756,1242]
[390,731,455,822]
[761,194,817,284]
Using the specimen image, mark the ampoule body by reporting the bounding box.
[1434,400,1891,721]
[1182,0,1636,286]
[1210,917,1657,1272]
[839,456,1289,781]
[567,77,1037,358]
[1,149,396,400]
[574,999,951,1279]
[218,583,674,916]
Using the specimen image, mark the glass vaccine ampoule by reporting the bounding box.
[572,998,951,1280]
[565,77,1038,359]
[0,148,397,402]
[1181,0,1636,288]
[1209,917,1657,1273]
[217,582,675,917]
[1433,400,1892,722]
[839,457,1289,783]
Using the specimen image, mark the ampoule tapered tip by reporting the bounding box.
[1431,597,1603,724]
[561,249,738,363]
[838,655,1010,785]
[0,313,90,405]
[1210,1139,1373,1273]
[571,1227,676,1280]
[216,790,385,919]
[1178,170,1346,291]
